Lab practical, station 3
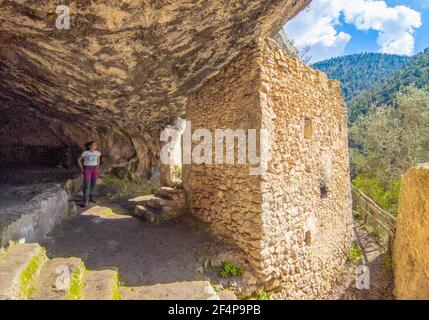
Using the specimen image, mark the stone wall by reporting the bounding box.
[184,38,353,299]
[393,163,429,300]
[0,183,77,247]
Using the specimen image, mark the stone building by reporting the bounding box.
[184,38,353,298]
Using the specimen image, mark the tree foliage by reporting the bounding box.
[348,48,429,123]
[313,52,410,102]
[350,87,429,214]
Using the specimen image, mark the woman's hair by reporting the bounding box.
[85,141,96,151]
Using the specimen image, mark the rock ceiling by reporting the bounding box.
[0,0,310,145]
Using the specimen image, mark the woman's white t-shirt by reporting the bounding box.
[81,151,101,166]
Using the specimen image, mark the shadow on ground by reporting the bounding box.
[337,221,394,300]
[42,202,224,287]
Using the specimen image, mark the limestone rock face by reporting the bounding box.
[393,163,429,300]
[0,0,310,175]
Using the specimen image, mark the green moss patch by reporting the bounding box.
[218,261,244,278]
[19,252,43,299]
[112,273,121,300]
[347,243,363,264]
[247,290,272,300]
[68,268,85,300]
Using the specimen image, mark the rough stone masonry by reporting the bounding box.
[184,38,354,299]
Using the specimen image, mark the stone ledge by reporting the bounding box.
[0,184,74,246]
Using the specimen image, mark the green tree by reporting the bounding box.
[347,48,429,123]
[313,52,410,102]
[350,87,429,214]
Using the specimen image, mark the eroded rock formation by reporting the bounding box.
[393,163,429,300]
[0,0,310,177]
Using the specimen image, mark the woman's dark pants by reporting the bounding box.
[83,166,98,205]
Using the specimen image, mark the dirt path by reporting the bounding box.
[331,221,394,300]
[41,197,228,287]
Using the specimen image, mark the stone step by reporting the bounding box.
[0,243,47,300]
[119,281,220,300]
[81,270,120,300]
[127,195,166,211]
[133,204,183,224]
[30,257,85,300]
[127,194,155,205]
[133,205,159,223]
[144,196,166,210]
[156,187,185,207]
[155,187,179,200]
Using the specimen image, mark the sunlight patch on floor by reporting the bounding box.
[80,205,130,220]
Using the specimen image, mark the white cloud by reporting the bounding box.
[284,0,422,62]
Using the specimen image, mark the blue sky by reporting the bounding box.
[284,0,429,62]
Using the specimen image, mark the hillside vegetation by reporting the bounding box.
[350,87,429,214]
[314,50,429,215]
[313,53,410,102]
[348,49,429,123]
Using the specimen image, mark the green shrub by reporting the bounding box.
[99,175,156,199]
[248,290,271,300]
[383,254,393,273]
[347,243,363,264]
[218,261,244,278]
[352,174,401,215]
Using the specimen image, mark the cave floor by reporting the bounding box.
[41,197,227,287]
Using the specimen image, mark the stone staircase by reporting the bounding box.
[130,186,186,223]
[0,243,230,300]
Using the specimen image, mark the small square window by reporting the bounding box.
[304,118,312,139]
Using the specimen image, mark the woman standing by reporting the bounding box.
[77,141,101,207]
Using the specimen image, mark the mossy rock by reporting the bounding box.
[0,243,47,300]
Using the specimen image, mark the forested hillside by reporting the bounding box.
[314,49,429,215]
[348,49,429,123]
[313,53,410,102]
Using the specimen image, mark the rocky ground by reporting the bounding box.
[42,193,395,300]
[41,194,236,290]
[0,166,394,299]
[330,221,394,300]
